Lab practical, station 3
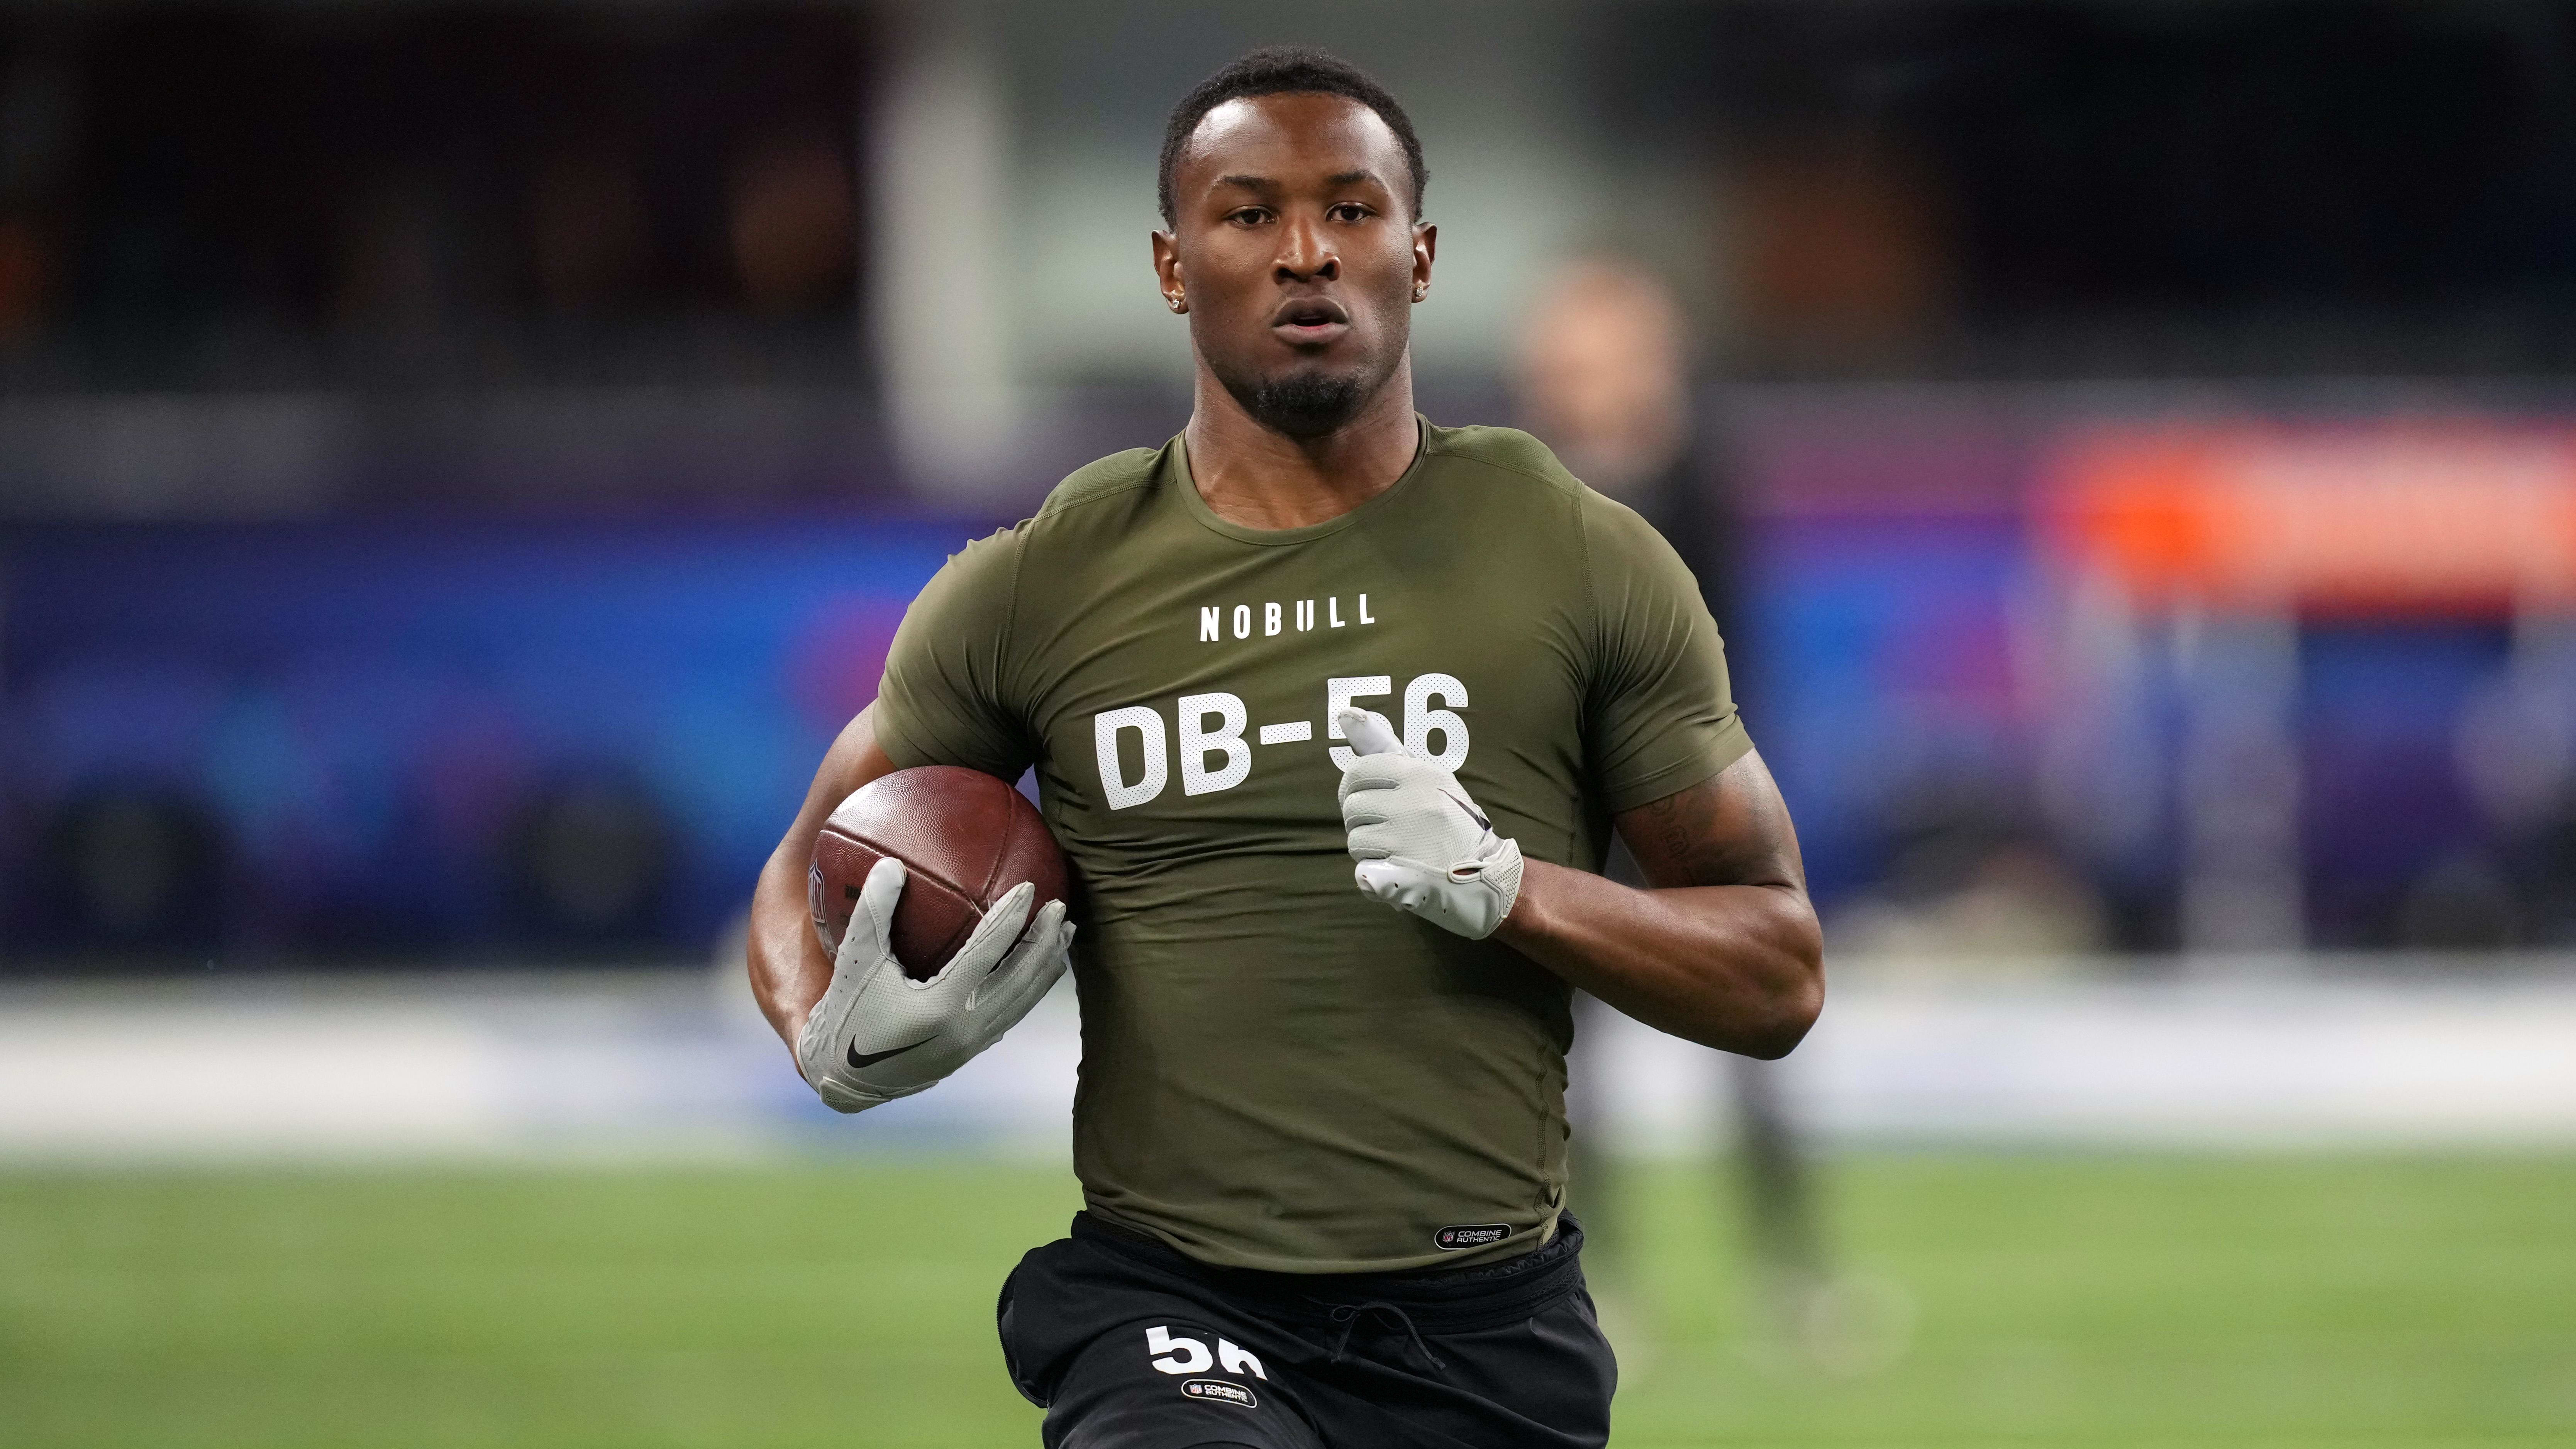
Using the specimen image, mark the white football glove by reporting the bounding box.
[795,857,1073,1113]
[1334,706,1524,940]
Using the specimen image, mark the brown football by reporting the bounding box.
[808,766,1067,980]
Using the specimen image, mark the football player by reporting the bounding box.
[747,46,1825,1449]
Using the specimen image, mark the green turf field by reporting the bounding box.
[5,1155,2571,1447]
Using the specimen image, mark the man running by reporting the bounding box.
[746,46,1824,1449]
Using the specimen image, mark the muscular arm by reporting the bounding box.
[746,705,901,1048]
[1492,748,1824,1058]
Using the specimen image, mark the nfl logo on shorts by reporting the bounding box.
[1183,1378,1257,1409]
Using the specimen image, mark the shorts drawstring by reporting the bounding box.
[1320,1298,1447,1374]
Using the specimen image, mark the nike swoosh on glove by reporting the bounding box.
[795,856,1073,1113]
[1334,706,1524,940]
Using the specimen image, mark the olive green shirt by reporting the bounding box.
[873,420,1750,1273]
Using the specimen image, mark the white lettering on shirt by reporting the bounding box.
[1325,675,1393,769]
[1094,706,1169,810]
[1194,596,1378,642]
[1177,693,1251,795]
[1091,673,1467,807]
[1403,673,1471,770]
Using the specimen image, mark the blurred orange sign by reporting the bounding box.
[2046,427,2576,612]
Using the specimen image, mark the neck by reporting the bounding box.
[1183,356,1421,530]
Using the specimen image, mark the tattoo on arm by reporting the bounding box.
[1618,751,1805,891]
[1642,789,1710,880]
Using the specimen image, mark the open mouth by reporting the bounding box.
[1270,296,1351,345]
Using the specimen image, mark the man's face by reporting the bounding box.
[1155,92,1434,439]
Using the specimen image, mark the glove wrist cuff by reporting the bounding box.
[1478,838,1524,939]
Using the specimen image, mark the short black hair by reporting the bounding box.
[1158,46,1428,226]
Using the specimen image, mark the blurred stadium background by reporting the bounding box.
[5,2,2575,1445]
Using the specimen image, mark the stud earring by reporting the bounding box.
[1168,295,1186,313]
[1411,285,1427,302]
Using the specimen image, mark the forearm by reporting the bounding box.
[747,841,835,1047]
[747,705,900,1050]
[1494,861,1823,1057]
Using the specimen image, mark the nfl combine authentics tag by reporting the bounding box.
[1182,1379,1257,1408]
[1434,1223,1510,1251]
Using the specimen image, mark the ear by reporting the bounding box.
[1411,222,1436,302]
[1151,229,1187,314]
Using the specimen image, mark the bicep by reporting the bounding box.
[1613,747,1806,891]
[873,529,1039,780]
[1583,500,1750,813]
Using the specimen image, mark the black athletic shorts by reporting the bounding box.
[996,1212,1617,1449]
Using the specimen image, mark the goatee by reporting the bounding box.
[1221,366,1372,440]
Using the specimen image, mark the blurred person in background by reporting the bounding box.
[747,48,1823,1449]
[1513,257,1835,1351]
[728,131,858,318]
